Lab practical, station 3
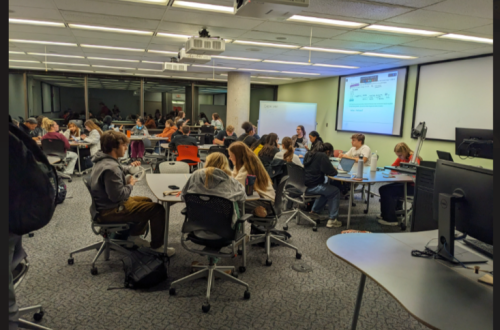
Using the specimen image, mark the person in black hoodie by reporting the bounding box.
[258,133,280,176]
[303,132,342,228]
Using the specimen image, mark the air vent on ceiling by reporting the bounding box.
[234,0,309,20]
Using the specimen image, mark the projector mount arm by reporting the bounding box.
[411,122,427,165]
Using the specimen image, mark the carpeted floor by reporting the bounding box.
[16,173,431,330]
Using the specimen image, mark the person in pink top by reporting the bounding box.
[41,118,78,175]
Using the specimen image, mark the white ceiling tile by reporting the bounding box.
[236,31,323,45]
[334,31,424,45]
[424,0,492,19]
[385,9,492,31]
[303,0,414,20]
[76,37,149,48]
[457,46,493,55]
[335,54,397,64]
[149,37,189,50]
[54,0,166,20]
[9,0,55,9]
[312,39,388,51]
[157,23,246,39]
[9,5,65,20]
[401,38,485,51]
[364,0,443,8]
[280,49,348,60]
[461,24,493,37]
[9,31,77,43]
[225,44,291,55]
[252,22,349,39]
[162,9,262,30]
[72,30,153,44]
[374,45,449,56]
[9,24,73,37]
[60,11,160,30]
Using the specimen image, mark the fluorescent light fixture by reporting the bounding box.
[224,39,233,43]
[172,1,233,13]
[52,68,94,72]
[238,68,280,73]
[135,73,169,78]
[142,60,163,64]
[9,39,77,47]
[362,52,417,59]
[300,46,360,54]
[191,65,236,69]
[9,59,40,63]
[44,62,90,66]
[281,71,321,76]
[9,18,65,27]
[88,57,139,62]
[364,24,442,36]
[263,60,311,66]
[81,44,144,52]
[251,81,272,84]
[206,78,227,82]
[28,52,85,59]
[313,64,358,69]
[211,55,261,62]
[156,32,191,38]
[93,71,135,75]
[233,40,299,49]
[438,33,493,44]
[137,68,164,71]
[92,65,136,69]
[9,66,45,70]
[147,49,178,55]
[9,51,25,54]
[253,76,292,80]
[172,76,204,80]
[68,24,152,35]
[288,15,366,28]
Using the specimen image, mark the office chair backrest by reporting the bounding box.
[200,126,214,134]
[142,138,152,148]
[286,162,307,193]
[334,150,342,158]
[182,194,235,240]
[41,138,67,159]
[159,161,190,174]
[82,175,99,222]
[177,145,200,165]
[224,137,236,148]
[208,146,229,157]
[273,176,289,218]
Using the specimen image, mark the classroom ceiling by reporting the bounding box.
[9,0,493,85]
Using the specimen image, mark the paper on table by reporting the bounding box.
[163,190,181,196]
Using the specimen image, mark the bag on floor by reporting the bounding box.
[9,122,59,236]
[121,248,168,289]
[56,176,67,204]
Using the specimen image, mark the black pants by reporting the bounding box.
[379,183,414,223]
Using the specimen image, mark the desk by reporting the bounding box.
[326,230,493,330]
[146,173,260,260]
[329,165,414,229]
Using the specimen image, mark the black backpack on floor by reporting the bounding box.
[56,175,67,204]
[121,248,168,289]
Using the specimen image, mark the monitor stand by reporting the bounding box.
[429,191,487,264]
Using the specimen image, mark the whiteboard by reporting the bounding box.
[258,101,317,144]
[414,56,492,141]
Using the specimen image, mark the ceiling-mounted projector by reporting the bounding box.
[185,28,226,55]
[178,48,211,64]
[234,0,309,20]
[163,62,188,72]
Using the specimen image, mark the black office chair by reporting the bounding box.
[223,137,237,148]
[143,138,166,170]
[200,125,215,134]
[41,139,72,182]
[282,163,322,231]
[247,177,302,266]
[208,145,229,158]
[67,175,137,275]
[169,194,252,313]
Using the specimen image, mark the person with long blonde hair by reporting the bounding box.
[274,136,302,166]
[40,118,79,174]
[181,152,246,227]
[378,142,422,226]
[81,120,103,156]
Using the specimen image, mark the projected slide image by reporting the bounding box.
[342,71,398,134]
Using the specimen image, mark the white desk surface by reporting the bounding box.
[327,230,493,330]
[128,136,166,141]
[329,164,414,183]
[158,143,216,151]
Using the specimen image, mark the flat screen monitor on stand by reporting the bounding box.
[427,160,493,264]
[385,121,427,174]
[455,128,493,160]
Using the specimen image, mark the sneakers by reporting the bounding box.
[378,219,399,226]
[309,212,329,221]
[151,245,176,257]
[128,236,150,248]
[326,219,342,228]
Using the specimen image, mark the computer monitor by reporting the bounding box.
[429,160,493,263]
[437,150,453,162]
[294,148,307,164]
[455,128,493,160]
[200,125,215,134]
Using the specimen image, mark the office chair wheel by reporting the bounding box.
[232,272,239,278]
[169,288,177,296]
[239,266,246,273]
[244,290,251,300]
[28,233,34,238]
[265,259,272,267]
[312,227,317,232]
[344,196,349,200]
[90,267,98,276]
[400,223,407,231]
[76,173,81,177]
[33,311,44,322]
[296,252,302,260]
[202,303,211,313]
[363,210,368,214]
[283,226,288,231]
[237,248,243,256]
[352,203,356,207]
[68,258,74,265]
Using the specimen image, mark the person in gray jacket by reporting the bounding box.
[90,130,175,256]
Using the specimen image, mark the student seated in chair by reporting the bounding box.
[274,136,303,166]
[237,121,257,148]
[63,122,81,141]
[170,120,186,142]
[169,126,198,154]
[18,117,38,140]
[41,119,79,175]
[213,125,237,146]
[155,119,177,141]
[90,130,175,256]
[338,133,371,165]
[377,142,421,227]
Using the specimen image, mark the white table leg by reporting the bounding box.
[347,182,354,229]
[163,202,171,254]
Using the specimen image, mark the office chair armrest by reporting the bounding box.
[236,214,253,223]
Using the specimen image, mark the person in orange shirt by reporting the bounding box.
[155,119,177,141]
[377,142,421,226]
[145,114,156,129]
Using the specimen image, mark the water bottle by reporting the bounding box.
[357,154,364,178]
[370,150,378,172]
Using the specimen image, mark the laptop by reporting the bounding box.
[437,150,454,162]
[337,158,355,175]
[294,148,307,164]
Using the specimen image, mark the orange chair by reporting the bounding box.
[334,150,343,158]
[176,145,202,169]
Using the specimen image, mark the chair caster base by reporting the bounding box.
[239,266,246,273]
[202,303,211,313]
[244,290,250,300]
[169,288,176,296]
[312,227,318,232]
[91,267,98,275]
[296,252,302,259]
[33,311,44,322]
[265,259,272,266]
[68,258,74,265]
[363,210,368,214]
[283,226,288,231]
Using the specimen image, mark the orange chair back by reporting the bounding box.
[176,145,200,166]
[334,150,342,158]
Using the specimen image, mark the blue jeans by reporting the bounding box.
[306,183,340,220]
